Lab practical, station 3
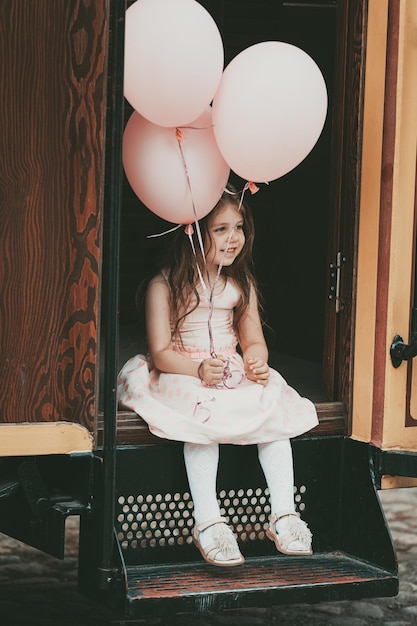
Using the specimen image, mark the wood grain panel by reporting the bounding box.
[0,0,109,429]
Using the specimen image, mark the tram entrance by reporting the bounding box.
[1,0,404,620]
[114,0,361,433]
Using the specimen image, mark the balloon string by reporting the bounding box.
[224,181,260,209]
[186,228,207,291]
[176,127,228,357]
[207,182,259,357]
[147,182,261,238]
[147,224,182,238]
[176,128,208,293]
[149,131,262,360]
[178,125,214,131]
[207,222,238,357]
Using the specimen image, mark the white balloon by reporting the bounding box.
[123,108,230,224]
[212,41,328,182]
[124,0,224,127]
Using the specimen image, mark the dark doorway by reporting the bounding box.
[116,1,338,404]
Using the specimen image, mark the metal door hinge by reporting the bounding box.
[328,252,346,313]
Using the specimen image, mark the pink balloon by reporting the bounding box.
[122,108,230,224]
[212,42,328,183]
[124,0,224,127]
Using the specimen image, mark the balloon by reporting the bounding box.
[122,108,230,224]
[212,42,328,183]
[124,0,224,127]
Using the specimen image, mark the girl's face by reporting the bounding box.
[204,203,245,272]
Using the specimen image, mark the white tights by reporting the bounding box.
[183,440,296,547]
[257,440,295,514]
[183,442,221,525]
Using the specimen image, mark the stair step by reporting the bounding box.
[124,553,398,617]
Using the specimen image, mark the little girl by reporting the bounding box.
[118,187,318,566]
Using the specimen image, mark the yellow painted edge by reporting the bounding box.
[383,0,417,449]
[381,475,417,489]
[0,422,94,457]
[352,0,389,443]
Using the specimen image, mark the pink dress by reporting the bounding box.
[117,278,318,444]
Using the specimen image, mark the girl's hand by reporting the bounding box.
[197,357,225,386]
[245,357,270,386]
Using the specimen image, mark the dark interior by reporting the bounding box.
[109,1,338,404]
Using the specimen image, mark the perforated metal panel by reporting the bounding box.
[116,484,308,552]
[117,491,194,550]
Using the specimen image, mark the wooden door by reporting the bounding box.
[352,0,417,457]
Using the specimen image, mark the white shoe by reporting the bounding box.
[266,510,313,555]
[192,517,245,566]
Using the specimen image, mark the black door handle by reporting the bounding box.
[390,334,417,368]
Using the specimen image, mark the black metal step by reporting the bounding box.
[123,553,398,618]
[78,439,399,619]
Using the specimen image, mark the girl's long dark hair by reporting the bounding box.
[137,185,261,344]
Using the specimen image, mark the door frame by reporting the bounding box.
[353,0,417,451]
[322,0,368,432]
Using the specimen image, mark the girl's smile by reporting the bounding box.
[205,204,245,272]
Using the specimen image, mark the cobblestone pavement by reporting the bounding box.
[0,488,417,626]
